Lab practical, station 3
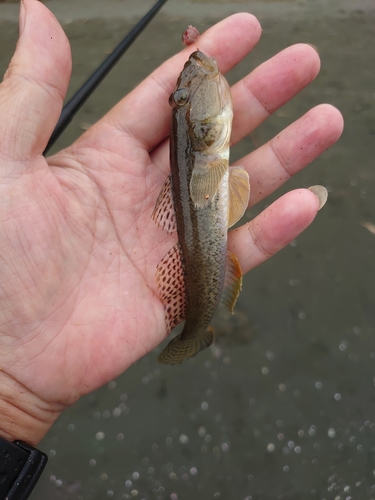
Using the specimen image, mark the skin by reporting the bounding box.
[0,0,343,445]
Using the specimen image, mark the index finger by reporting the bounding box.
[94,13,262,151]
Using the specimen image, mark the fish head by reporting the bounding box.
[169,51,232,152]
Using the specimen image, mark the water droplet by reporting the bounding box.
[179,434,189,444]
[308,425,316,436]
[221,443,229,452]
[96,432,105,441]
[328,428,336,438]
[339,341,348,351]
[289,279,299,286]
[267,443,276,452]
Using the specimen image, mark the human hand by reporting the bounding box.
[0,0,343,445]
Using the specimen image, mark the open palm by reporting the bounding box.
[0,0,343,444]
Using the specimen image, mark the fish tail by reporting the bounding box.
[158,327,214,365]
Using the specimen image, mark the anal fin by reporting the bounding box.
[156,243,186,333]
[228,166,250,227]
[221,251,243,312]
[152,174,176,233]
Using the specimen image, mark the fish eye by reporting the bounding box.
[173,88,189,106]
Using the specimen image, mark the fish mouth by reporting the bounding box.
[169,51,230,120]
[188,51,219,74]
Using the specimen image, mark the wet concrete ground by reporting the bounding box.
[1,0,375,499]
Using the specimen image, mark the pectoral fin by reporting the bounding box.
[152,174,176,233]
[158,327,214,365]
[221,250,243,312]
[190,157,228,208]
[228,166,250,227]
[156,243,186,333]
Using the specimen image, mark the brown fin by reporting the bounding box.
[221,251,243,312]
[228,166,250,228]
[190,157,228,208]
[151,174,176,233]
[158,327,214,365]
[156,243,186,333]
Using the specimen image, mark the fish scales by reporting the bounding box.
[170,107,228,336]
[153,51,250,364]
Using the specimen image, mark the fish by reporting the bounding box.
[152,51,250,364]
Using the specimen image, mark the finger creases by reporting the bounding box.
[229,189,320,275]
[0,0,72,161]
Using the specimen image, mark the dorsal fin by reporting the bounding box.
[151,174,177,233]
[156,243,186,333]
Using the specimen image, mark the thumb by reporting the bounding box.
[0,0,71,161]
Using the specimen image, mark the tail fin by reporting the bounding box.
[158,328,214,365]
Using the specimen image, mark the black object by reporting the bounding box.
[44,0,169,155]
[0,438,47,500]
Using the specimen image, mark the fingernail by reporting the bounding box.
[308,185,328,210]
[19,0,26,34]
[307,43,319,55]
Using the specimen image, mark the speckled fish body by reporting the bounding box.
[152,51,250,364]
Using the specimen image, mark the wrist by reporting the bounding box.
[0,370,63,446]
